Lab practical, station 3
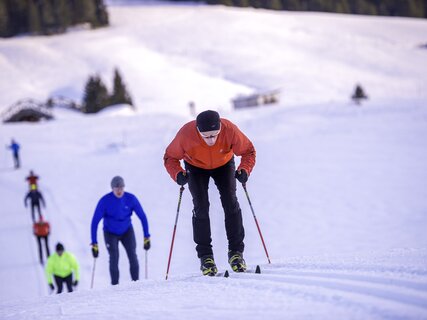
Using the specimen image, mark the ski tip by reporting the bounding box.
[224,270,229,278]
[255,265,261,274]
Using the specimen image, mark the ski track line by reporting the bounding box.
[41,182,83,246]
[184,274,410,320]
[271,263,427,277]
[225,271,427,311]
[263,269,427,292]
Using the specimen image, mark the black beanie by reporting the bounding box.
[196,110,220,132]
[56,243,64,251]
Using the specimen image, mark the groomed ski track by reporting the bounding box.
[2,259,427,320]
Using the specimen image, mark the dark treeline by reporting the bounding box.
[0,0,109,38]
[172,0,426,18]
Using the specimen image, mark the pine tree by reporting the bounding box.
[83,75,110,114]
[267,0,282,10]
[72,0,96,26]
[0,0,10,37]
[40,0,56,34]
[28,0,42,35]
[351,84,368,105]
[220,0,234,7]
[110,69,133,108]
[250,0,263,9]
[7,0,27,35]
[53,0,72,33]
[335,0,351,14]
[94,0,109,27]
[235,0,250,7]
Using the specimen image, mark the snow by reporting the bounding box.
[1,3,427,319]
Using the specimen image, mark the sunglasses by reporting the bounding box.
[198,125,221,139]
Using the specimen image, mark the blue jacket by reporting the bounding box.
[9,142,20,154]
[91,192,150,244]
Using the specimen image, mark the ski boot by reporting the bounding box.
[228,251,247,272]
[200,255,218,276]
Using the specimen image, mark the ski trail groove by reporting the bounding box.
[226,270,427,310]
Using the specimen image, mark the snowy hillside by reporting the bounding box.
[1,3,427,319]
[1,3,427,113]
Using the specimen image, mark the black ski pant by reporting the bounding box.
[36,236,50,264]
[54,274,73,293]
[104,226,139,285]
[30,203,42,223]
[185,158,245,259]
[13,152,20,169]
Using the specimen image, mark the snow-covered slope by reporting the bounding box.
[1,4,426,114]
[1,3,427,319]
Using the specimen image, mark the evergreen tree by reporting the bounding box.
[83,75,110,114]
[235,0,250,7]
[283,0,302,11]
[53,0,72,33]
[351,0,377,15]
[250,0,263,9]
[220,0,234,7]
[94,0,109,27]
[110,69,133,108]
[40,0,56,34]
[0,0,10,37]
[335,0,351,14]
[267,0,282,10]
[351,84,368,104]
[7,0,27,35]
[28,0,42,35]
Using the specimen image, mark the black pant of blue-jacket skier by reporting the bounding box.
[104,226,138,285]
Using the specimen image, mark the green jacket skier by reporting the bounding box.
[45,243,80,293]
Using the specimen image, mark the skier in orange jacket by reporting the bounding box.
[164,110,255,276]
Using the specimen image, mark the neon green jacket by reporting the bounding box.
[45,252,80,284]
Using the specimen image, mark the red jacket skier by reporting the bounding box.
[164,110,256,276]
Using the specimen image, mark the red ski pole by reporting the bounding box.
[242,183,271,264]
[165,186,185,280]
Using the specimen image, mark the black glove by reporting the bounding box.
[91,244,99,258]
[144,237,151,250]
[235,169,248,184]
[73,280,78,287]
[176,172,188,186]
[49,283,54,291]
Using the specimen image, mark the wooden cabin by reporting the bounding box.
[232,89,280,109]
[2,99,54,123]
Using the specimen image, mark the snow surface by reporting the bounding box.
[1,3,427,319]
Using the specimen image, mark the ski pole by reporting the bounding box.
[242,183,271,264]
[145,250,148,280]
[165,186,185,280]
[90,258,97,289]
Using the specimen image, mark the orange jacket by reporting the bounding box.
[164,118,256,181]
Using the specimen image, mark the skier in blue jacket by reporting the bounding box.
[7,138,20,169]
[90,176,150,285]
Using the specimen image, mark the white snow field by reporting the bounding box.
[1,2,427,319]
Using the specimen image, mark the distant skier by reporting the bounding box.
[33,217,51,265]
[24,185,46,223]
[90,176,151,285]
[164,110,256,276]
[26,170,39,189]
[45,243,79,294]
[7,138,20,169]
